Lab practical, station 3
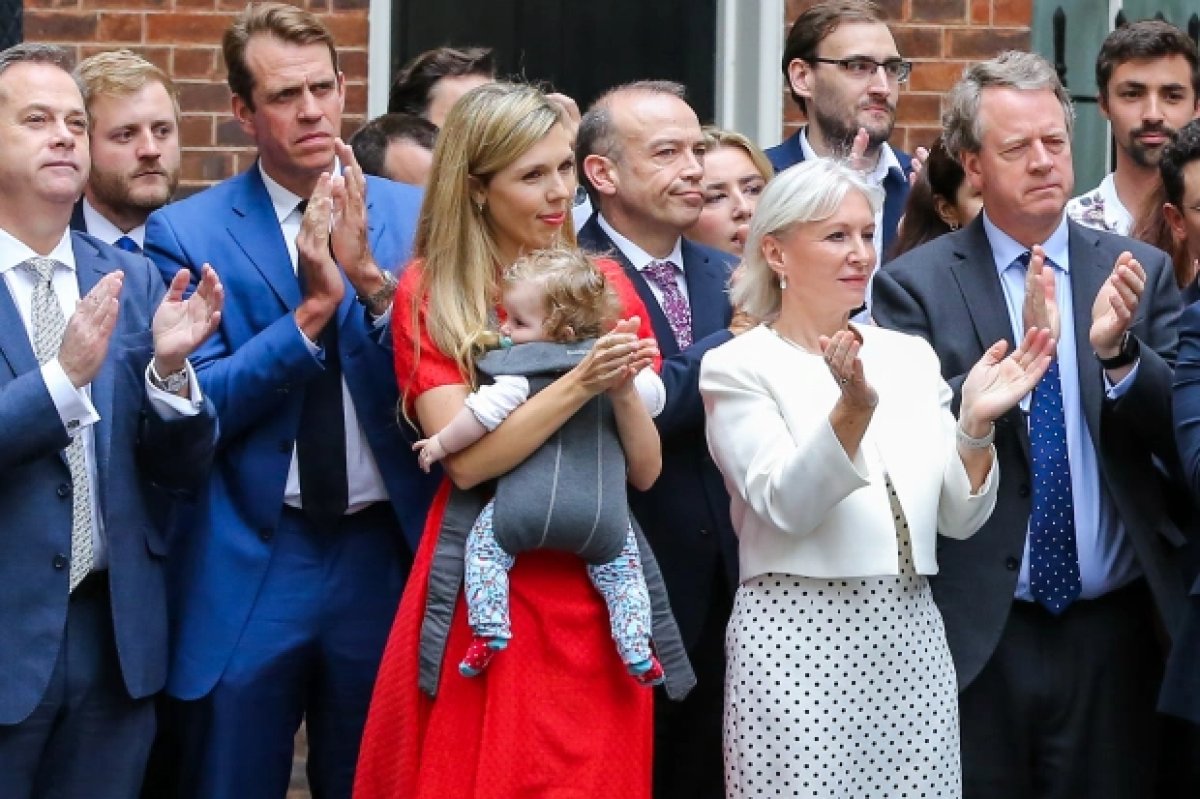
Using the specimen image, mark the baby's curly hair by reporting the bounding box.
[501,248,622,343]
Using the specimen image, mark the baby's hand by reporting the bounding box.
[412,436,446,473]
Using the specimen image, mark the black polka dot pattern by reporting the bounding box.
[1027,357,1081,614]
[723,478,961,798]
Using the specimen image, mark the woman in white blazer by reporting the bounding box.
[700,159,1054,799]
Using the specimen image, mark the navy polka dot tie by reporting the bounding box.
[1021,253,1081,614]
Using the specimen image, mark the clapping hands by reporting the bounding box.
[959,326,1055,434]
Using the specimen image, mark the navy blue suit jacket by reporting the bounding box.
[577,215,739,649]
[766,129,912,259]
[144,166,439,698]
[874,215,1187,689]
[0,232,216,724]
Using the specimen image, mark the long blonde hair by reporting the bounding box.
[411,82,575,386]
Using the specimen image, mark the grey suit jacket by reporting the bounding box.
[872,214,1187,689]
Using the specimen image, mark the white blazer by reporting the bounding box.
[700,323,998,583]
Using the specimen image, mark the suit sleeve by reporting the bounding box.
[144,209,326,444]
[701,348,870,538]
[656,328,734,439]
[0,372,73,471]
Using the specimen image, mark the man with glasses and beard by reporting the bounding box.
[71,50,181,254]
[767,0,913,260]
[1068,20,1199,236]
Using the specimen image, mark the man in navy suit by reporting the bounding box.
[767,0,912,261]
[143,4,437,797]
[577,80,738,799]
[69,50,181,253]
[0,43,220,798]
[874,51,1185,798]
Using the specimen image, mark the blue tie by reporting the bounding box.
[114,236,141,254]
[1019,252,1081,613]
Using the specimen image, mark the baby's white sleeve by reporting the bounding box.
[463,375,532,431]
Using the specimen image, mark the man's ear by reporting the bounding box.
[582,153,618,198]
[787,58,815,103]
[232,93,256,140]
[1097,91,1111,121]
[961,150,985,193]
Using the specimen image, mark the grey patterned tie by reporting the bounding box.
[21,256,94,591]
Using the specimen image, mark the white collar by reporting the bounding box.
[81,198,145,248]
[799,127,902,184]
[258,158,342,223]
[0,224,76,275]
[595,213,684,271]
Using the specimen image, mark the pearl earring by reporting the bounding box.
[779,274,788,290]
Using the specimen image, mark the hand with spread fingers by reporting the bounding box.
[1022,244,1060,344]
[960,326,1055,437]
[1090,250,1145,361]
[152,264,225,378]
[819,328,878,410]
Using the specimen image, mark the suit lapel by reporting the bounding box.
[228,167,301,311]
[680,239,730,338]
[579,218,678,353]
[1067,222,1108,448]
[0,276,37,377]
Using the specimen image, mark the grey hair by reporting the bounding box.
[942,50,1075,159]
[0,43,80,94]
[732,158,884,321]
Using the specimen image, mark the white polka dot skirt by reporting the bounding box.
[723,479,961,798]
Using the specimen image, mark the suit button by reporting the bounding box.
[1005,557,1019,571]
[260,528,274,542]
[278,441,291,454]
[57,483,71,498]
[699,527,710,536]
[1017,483,1030,498]
[52,553,67,570]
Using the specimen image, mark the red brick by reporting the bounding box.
[25,11,99,40]
[175,0,217,9]
[181,149,235,182]
[173,48,218,80]
[892,26,942,59]
[97,12,142,43]
[322,14,367,47]
[947,27,1030,57]
[906,125,946,150]
[338,48,367,78]
[179,114,213,148]
[895,92,941,124]
[178,80,233,113]
[330,0,368,10]
[215,116,253,146]
[25,0,82,9]
[911,0,967,23]
[81,0,165,8]
[343,82,367,114]
[993,0,1033,27]
[147,13,236,44]
[970,0,990,24]
[907,59,969,92]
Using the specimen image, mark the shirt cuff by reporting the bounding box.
[42,359,101,435]
[296,320,321,356]
[369,303,392,328]
[145,360,204,418]
[1103,357,1140,398]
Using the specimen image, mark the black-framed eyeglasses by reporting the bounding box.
[811,57,912,83]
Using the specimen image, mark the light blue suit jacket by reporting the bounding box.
[0,232,217,723]
[144,166,439,699]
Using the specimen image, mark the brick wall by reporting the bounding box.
[785,0,1033,153]
[22,0,371,196]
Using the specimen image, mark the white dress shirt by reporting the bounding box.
[596,213,689,306]
[257,162,391,512]
[1066,174,1134,236]
[81,198,147,249]
[0,225,202,570]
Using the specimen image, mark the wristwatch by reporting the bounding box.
[358,269,398,312]
[1096,331,1140,370]
[149,360,189,393]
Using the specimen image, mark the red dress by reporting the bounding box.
[354,260,658,799]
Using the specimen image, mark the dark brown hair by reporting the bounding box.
[223,2,339,111]
[1095,19,1200,103]
[387,46,495,118]
[781,0,886,113]
[889,138,967,258]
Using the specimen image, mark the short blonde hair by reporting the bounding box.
[75,49,179,121]
[733,159,883,321]
[501,248,620,343]
[701,126,774,182]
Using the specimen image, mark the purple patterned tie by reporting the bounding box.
[642,260,693,349]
